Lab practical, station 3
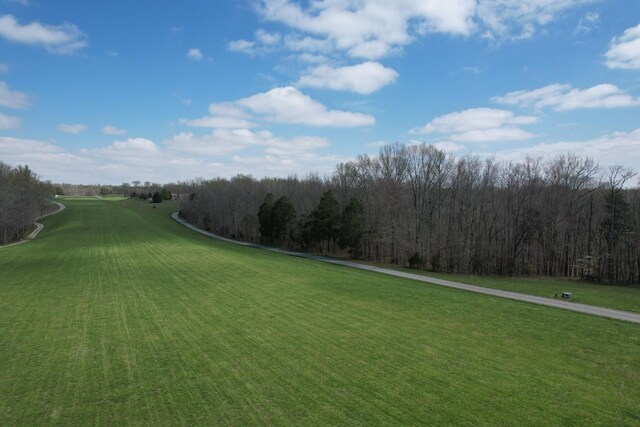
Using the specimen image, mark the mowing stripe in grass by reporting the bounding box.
[172,211,640,325]
[1,198,638,425]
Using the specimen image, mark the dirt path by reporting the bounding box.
[172,212,640,324]
[0,201,66,249]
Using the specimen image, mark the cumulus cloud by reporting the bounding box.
[165,129,267,156]
[162,129,339,177]
[488,128,640,172]
[410,108,538,142]
[264,135,329,155]
[0,81,30,109]
[92,138,159,160]
[476,0,594,40]
[255,29,281,46]
[0,133,338,184]
[173,93,346,169]
[228,29,281,55]
[58,123,87,134]
[605,23,640,70]
[180,102,257,129]
[493,83,640,111]
[230,151,347,176]
[0,14,87,54]
[237,86,375,127]
[293,53,330,64]
[0,136,65,156]
[366,140,388,148]
[255,0,592,59]
[257,0,476,59]
[228,39,256,55]
[297,61,398,94]
[0,112,20,130]
[167,126,330,158]
[208,102,251,119]
[283,34,333,53]
[180,116,256,129]
[102,125,127,136]
[186,48,203,61]
[0,135,212,184]
[430,141,466,152]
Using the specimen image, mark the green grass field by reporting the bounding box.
[1,198,639,425]
[358,262,640,314]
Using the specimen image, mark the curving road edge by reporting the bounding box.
[0,201,66,249]
[172,212,640,324]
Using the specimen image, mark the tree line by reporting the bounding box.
[54,181,171,199]
[0,162,54,245]
[176,144,640,284]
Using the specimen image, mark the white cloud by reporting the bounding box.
[264,135,329,155]
[366,140,388,148]
[493,83,640,111]
[477,0,595,40]
[0,134,303,184]
[173,96,342,168]
[102,125,127,136]
[283,34,333,53]
[230,151,347,176]
[166,128,330,158]
[228,29,282,55]
[0,14,87,54]
[0,136,65,156]
[256,0,592,59]
[293,53,330,64]
[180,102,257,129]
[165,130,262,156]
[237,86,375,127]
[0,112,20,130]
[573,11,599,35]
[187,48,203,61]
[297,61,398,94]
[258,0,476,59]
[208,102,250,119]
[488,128,640,173]
[227,39,256,55]
[452,127,535,143]
[0,81,30,109]
[255,29,281,45]
[58,123,87,134]
[180,116,256,129]
[431,141,466,152]
[91,138,158,160]
[605,23,640,70]
[410,108,538,142]
[0,135,181,184]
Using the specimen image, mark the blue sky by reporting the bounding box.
[0,0,639,184]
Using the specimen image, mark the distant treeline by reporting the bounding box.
[0,162,54,245]
[55,181,167,198]
[179,144,640,285]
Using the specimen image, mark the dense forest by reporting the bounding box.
[178,143,640,285]
[0,162,53,245]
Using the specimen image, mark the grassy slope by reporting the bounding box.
[0,198,638,425]
[356,262,640,314]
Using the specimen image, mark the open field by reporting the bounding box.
[0,198,639,425]
[357,262,640,314]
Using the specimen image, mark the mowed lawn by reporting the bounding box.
[359,263,640,314]
[0,199,639,425]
